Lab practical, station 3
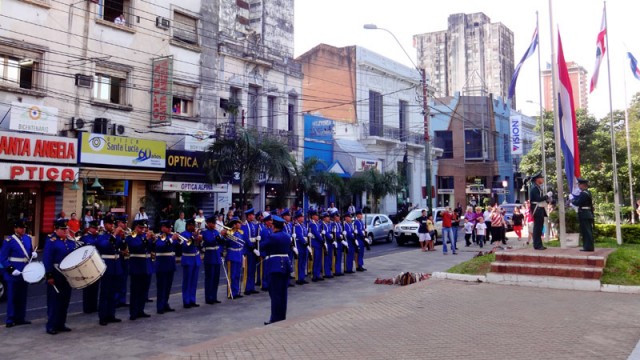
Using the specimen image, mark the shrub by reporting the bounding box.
[548,208,579,233]
[594,224,640,244]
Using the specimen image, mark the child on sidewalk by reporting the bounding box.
[464,218,474,247]
[475,220,487,248]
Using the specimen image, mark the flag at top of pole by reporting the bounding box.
[557,31,581,196]
[589,7,606,93]
[628,52,640,81]
[508,26,539,100]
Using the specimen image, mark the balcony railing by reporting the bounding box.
[363,123,424,145]
[217,122,299,151]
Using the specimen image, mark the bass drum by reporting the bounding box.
[58,245,106,289]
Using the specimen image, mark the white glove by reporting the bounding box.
[293,247,299,256]
[366,238,372,245]
[324,242,328,251]
[292,233,297,239]
[569,194,574,200]
[250,237,256,244]
[253,249,260,257]
[342,230,347,236]
[355,240,360,247]
[361,230,365,236]
[256,235,261,241]
[547,191,553,197]
[31,251,38,259]
[12,269,21,276]
[307,246,313,256]
[341,240,349,248]
[321,230,326,235]
[332,242,337,248]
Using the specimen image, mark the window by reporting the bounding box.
[287,95,297,150]
[437,176,454,189]
[399,100,408,142]
[369,90,383,137]
[229,87,241,125]
[93,64,129,105]
[434,131,453,159]
[0,48,42,91]
[247,85,260,128]
[98,0,131,26]
[503,134,510,162]
[173,11,198,45]
[267,96,276,130]
[464,129,487,160]
[172,83,196,117]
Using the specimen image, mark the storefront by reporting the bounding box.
[77,133,166,226]
[0,130,78,244]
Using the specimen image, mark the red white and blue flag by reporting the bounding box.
[508,26,538,100]
[557,31,581,195]
[589,8,607,93]
[628,52,640,81]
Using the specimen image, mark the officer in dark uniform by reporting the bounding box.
[331,211,346,276]
[343,212,357,274]
[572,178,595,252]
[181,218,203,308]
[281,209,296,287]
[81,221,100,313]
[293,210,309,285]
[354,210,368,271]
[115,215,130,307]
[258,214,273,291]
[202,216,223,304]
[154,221,179,314]
[95,219,124,325]
[1,219,35,327]
[321,212,334,278]
[261,216,293,325]
[529,172,551,250]
[308,210,324,282]
[241,208,261,295]
[43,219,75,335]
[126,220,154,320]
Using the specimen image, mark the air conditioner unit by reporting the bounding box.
[75,74,93,88]
[111,124,125,135]
[156,16,170,30]
[71,117,85,131]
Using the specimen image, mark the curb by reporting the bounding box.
[431,272,486,282]
[601,284,640,294]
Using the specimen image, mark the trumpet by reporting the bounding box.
[170,232,192,245]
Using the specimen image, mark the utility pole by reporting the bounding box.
[422,69,432,211]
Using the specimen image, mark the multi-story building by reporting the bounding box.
[541,61,588,112]
[0,0,300,240]
[297,44,433,213]
[413,12,515,106]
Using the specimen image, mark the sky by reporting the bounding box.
[294,0,640,120]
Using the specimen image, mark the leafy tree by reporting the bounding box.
[350,169,399,213]
[295,157,326,206]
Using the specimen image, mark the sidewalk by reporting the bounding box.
[160,278,640,360]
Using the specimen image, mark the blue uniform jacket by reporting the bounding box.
[322,222,332,245]
[293,223,308,248]
[81,232,99,247]
[309,221,323,248]
[95,232,123,276]
[43,234,76,277]
[225,229,245,263]
[241,221,259,255]
[261,230,293,275]
[354,219,366,240]
[258,225,272,257]
[180,231,202,267]
[344,221,355,243]
[126,234,153,275]
[1,234,33,274]
[153,232,178,272]
[202,229,223,265]
[332,221,343,242]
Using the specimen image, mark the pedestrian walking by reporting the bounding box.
[417,210,430,252]
[464,218,474,247]
[512,207,524,242]
[441,208,456,255]
[475,220,487,248]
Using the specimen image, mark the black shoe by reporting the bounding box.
[83,309,97,314]
[334,273,344,276]
[233,295,243,299]
[138,313,151,318]
[108,318,122,323]
[191,303,200,307]
[146,299,153,303]
[295,280,304,285]
[325,275,334,279]
[116,303,129,308]
[301,280,309,284]
[58,326,72,332]
[129,316,137,321]
[206,300,221,304]
[356,267,366,272]
[534,246,547,250]
[99,320,109,326]
[164,307,176,312]
[5,323,14,328]
[157,310,165,314]
[46,329,58,335]
[244,291,252,296]
[311,278,319,282]
[288,283,295,287]
[183,304,192,309]
[15,320,31,326]
[249,290,260,294]
[264,321,272,326]
[260,287,268,291]
[345,271,355,274]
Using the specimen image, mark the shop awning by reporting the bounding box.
[80,168,163,181]
[333,139,379,175]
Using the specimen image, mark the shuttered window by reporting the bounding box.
[173,12,198,45]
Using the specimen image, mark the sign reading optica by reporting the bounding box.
[10,102,58,135]
[79,133,166,169]
[0,131,77,164]
[152,181,228,193]
[0,162,78,182]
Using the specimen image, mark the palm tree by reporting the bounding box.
[295,157,326,206]
[206,126,296,212]
[351,169,399,213]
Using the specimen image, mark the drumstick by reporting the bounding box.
[52,284,60,294]
[29,246,38,264]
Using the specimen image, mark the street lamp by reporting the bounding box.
[363,24,433,211]
[502,180,508,204]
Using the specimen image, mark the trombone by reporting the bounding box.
[216,224,245,246]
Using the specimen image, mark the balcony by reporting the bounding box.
[216,122,299,152]
[362,123,424,147]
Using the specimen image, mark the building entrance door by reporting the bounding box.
[1,185,38,238]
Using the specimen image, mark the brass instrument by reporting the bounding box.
[171,232,192,245]
[215,224,245,247]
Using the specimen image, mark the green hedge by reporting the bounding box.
[595,224,640,244]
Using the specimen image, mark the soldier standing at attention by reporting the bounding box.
[293,210,309,284]
[154,221,179,314]
[43,220,75,335]
[354,211,368,271]
[308,210,324,282]
[571,178,595,252]
[262,216,293,325]
[126,220,154,320]
[202,216,224,304]
[181,218,203,307]
[95,219,124,326]
[81,222,101,314]
[241,209,261,296]
[529,172,552,250]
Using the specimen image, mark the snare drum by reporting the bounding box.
[58,245,106,289]
[22,262,45,284]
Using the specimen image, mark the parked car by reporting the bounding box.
[393,208,445,246]
[363,214,395,243]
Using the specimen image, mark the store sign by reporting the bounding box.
[184,131,214,152]
[0,131,77,164]
[437,189,455,194]
[153,181,228,193]
[0,162,78,182]
[79,132,166,169]
[150,56,173,127]
[9,102,58,134]
[510,115,522,155]
[356,158,381,172]
[166,150,210,174]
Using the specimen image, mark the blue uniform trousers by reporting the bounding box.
[46,275,71,332]
[129,274,151,317]
[357,240,365,267]
[245,254,258,293]
[98,274,119,321]
[204,264,221,302]
[4,274,28,324]
[297,251,307,282]
[181,264,199,305]
[116,259,129,305]
[312,246,323,279]
[82,280,100,313]
[346,243,356,272]
[228,261,242,297]
[156,271,174,312]
[323,244,333,277]
[334,244,344,275]
[268,272,289,323]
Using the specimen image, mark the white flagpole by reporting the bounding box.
[603,1,623,244]
[536,11,551,241]
[623,68,635,224]
[548,0,567,246]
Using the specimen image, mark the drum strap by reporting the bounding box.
[9,257,29,263]
[12,234,30,259]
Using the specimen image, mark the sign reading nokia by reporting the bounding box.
[0,131,77,164]
[0,163,78,182]
[510,115,523,155]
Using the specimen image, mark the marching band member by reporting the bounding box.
[96,218,124,325]
[343,212,357,274]
[126,220,154,320]
[293,210,309,285]
[281,209,296,287]
[154,221,179,314]
[262,216,293,325]
[258,214,273,291]
[331,211,346,276]
[115,215,130,308]
[354,210,368,271]
[43,220,75,335]
[241,208,261,296]
[202,216,224,304]
[308,210,324,282]
[81,222,100,314]
[181,218,203,308]
[321,212,334,278]
[1,219,35,328]
[223,217,244,299]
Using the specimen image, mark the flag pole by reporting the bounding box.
[536,11,551,241]
[623,65,635,224]
[603,1,623,244]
